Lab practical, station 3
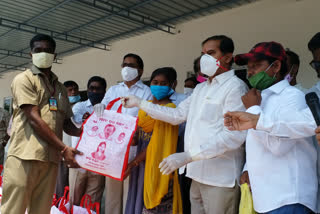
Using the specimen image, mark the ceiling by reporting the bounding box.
[0,0,257,73]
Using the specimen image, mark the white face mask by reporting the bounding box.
[32,52,55,68]
[200,54,220,77]
[184,87,193,96]
[121,66,138,81]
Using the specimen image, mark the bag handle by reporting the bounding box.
[51,194,58,206]
[90,202,100,214]
[106,97,122,113]
[80,194,92,208]
[58,186,70,208]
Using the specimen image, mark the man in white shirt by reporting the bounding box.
[225,41,317,213]
[283,49,307,92]
[306,33,320,97]
[94,53,152,214]
[184,77,198,97]
[122,35,248,214]
[69,76,107,207]
[55,81,81,198]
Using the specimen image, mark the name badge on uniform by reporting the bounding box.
[49,97,58,111]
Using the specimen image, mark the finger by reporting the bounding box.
[251,88,257,94]
[73,149,83,155]
[160,162,170,174]
[159,159,167,168]
[160,162,170,173]
[255,89,261,96]
[241,95,246,102]
[72,160,81,168]
[121,97,126,105]
[224,116,232,124]
[315,127,320,133]
[227,126,235,131]
[163,166,174,175]
[224,111,235,118]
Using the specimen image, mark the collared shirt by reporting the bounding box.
[140,70,248,187]
[71,99,93,148]
[0,108,10,144]
[245,80,317,213]
[101,80,152,116]
[9,65,73,164]
[170,92,187,106]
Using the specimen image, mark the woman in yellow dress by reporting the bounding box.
[125,67,182,214]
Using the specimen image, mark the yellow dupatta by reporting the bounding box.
[138,102,182,213]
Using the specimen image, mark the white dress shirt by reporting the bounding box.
[140,70,248,187]
[101,80,152,161]
[71,99,94,148]
[101,80,152,116]
[245,80,318,213]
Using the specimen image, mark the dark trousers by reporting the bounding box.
[55,161,69,198]
[178,172,192,214]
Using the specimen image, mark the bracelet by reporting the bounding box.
[61,146,68,155]
[133,160,139,167]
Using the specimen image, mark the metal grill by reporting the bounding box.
[0,0,257,72]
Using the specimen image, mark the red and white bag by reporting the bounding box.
[71,194,99,214]
[75,97,138,180]
[50,186,70,214]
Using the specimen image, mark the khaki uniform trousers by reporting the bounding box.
[69,168,105,206]
[1,156,58,214]
[190,180,240,214]
[105,176,130,214]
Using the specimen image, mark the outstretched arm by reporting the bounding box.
[122,95,191,125]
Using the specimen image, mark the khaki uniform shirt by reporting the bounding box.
[9,65,73,164]
[0,108,10,144]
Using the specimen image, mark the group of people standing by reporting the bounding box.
[0,31,319,214]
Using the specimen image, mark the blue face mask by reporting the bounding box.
[68,95,81,104]
[150,85,174,100]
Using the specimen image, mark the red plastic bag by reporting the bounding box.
[71,194,99,214]
[51,186,70,214]
[75,97,138,181]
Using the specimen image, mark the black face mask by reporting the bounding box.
[88,92,105,105]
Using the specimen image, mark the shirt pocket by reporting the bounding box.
[199,100,222,123]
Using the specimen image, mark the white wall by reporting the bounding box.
[0,0,319,107]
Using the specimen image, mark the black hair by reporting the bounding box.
[308,32,320,52]
[202,35,234,54]
[193,56,201,74]
[150,67,177,85]
[87,76,107,90]
[260,55,287,78]
[123,53,144,70]
[64,80,79,89]
[184,77,198,86]
[30,34,56,51]
[286,49,300,66]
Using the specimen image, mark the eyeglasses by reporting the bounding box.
[310,61,320,71]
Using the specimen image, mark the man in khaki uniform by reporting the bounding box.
[1,34,82,214]
[0,108,10,165]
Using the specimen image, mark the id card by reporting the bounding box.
[49,97,58,111]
